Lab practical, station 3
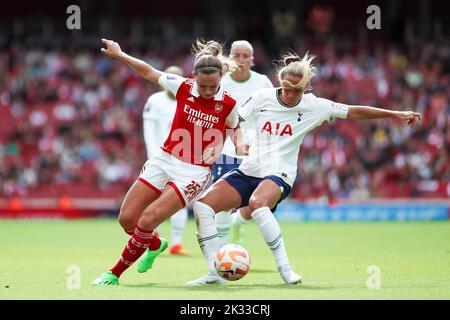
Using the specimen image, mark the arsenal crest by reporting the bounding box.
[214,104,223,113]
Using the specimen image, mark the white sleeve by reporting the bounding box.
[237,95,257,122]
[263,75,274,88]
[226,105,239,128]
[143,97,163,159]
[143,118,161,160]
[158,73,185,96]
[144,96,159,121]
[316,97,349,121]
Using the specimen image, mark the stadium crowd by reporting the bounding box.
[0,37,449,200]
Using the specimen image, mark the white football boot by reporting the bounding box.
[279,266,303,284]
[185,271,228,286]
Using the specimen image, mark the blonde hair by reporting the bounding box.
[164,65,183,77]
[192,39,238,75]
[230,40,254,56]
[277,52,316,90]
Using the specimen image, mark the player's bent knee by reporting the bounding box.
[195,198,223,214]
[193,201,216,217]
[195,193,214,207]
[118,211,136,230]
[248,198,269,212]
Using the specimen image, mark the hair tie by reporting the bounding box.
[285,57,301,66]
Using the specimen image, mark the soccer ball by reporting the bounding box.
[214,244,250,281]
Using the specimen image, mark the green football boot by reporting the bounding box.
[136,238,168,273]
[91,271,119,286]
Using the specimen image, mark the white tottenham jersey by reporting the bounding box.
[220,71,273,158]
[142,91,176,160]
[237,88,349,187]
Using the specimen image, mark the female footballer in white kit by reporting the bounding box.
[143,65,191,255]
[214,40,273,247]
[188,52,421,285]
[92,39,241,286]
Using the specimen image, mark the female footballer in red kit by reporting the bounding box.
[92,38,242,285]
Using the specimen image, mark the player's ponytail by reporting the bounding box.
[193,39,238,75]
[283,55,301,66]
[277,52,316,90]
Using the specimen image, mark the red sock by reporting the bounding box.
[110,226,153,277]
[148,232,161,250]
[124,226,135,235]
[124,228,160,249]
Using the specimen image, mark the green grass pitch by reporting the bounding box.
[1,218,449,299]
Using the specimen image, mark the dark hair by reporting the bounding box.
[284,56,301,66]
[194,57,223,75]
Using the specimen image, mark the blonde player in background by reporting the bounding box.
[188,51,421,286]
[214,40,273,247]
[143,66,190,255]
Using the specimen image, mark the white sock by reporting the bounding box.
[170,208,188,246]
[231,209,251,227]
[251,207,291,270]
[193,201,220,273]
[215,210,231,248]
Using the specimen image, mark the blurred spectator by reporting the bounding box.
[0,34,449,200]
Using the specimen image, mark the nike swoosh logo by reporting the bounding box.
[221,270,234,275]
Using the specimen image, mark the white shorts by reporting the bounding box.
[138,149,211,206]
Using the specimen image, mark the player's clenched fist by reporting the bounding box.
[101,38,122,58]
[395,111,421,126]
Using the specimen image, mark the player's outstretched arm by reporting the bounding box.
[100,38,162,84]
[347,106,421,126]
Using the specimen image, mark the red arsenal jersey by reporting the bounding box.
[158,73,238,167]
